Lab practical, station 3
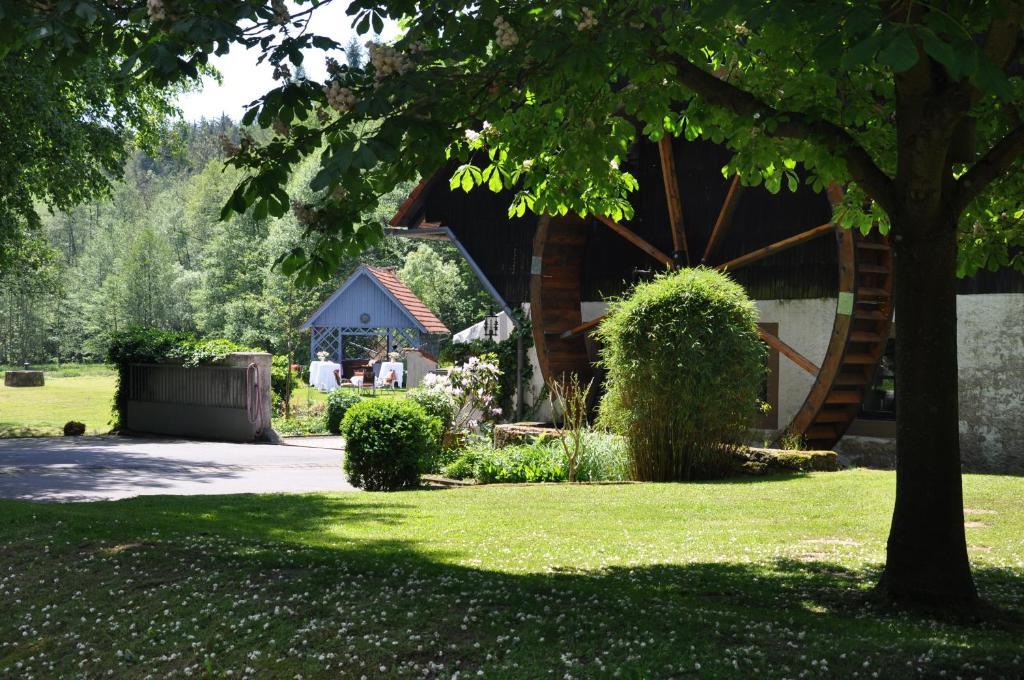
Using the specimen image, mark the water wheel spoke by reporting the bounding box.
[556,315,607,339]
[594,215,673,267]
[716,222,835,272]
[657,136,691,266]
[702,175,744,264]
[759,327,819,376]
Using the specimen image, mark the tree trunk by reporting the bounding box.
[877,208,977,606]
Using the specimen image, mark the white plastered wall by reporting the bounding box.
[956,293,1024,472]
[754,299,837,431]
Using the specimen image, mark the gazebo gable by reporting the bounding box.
[301,266,429,333]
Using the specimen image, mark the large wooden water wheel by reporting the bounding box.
[530,137,894,449]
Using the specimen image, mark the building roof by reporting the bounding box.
[300,264,449,334]
[365,266,449,334]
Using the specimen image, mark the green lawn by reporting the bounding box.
[1,471,1021,677]
[0,364,116,437]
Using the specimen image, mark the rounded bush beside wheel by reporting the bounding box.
[597,267,766,481]
[341,399,435,491]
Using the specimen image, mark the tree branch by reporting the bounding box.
[954,122,1024,211]
[983,1,1024,72]
[665,52,898,215]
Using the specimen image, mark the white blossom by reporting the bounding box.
[323,81,357,112]
[494,16,519,49]
[367,41,412,80]
[270,0,289,26]
[576,7,597,31]
[147,0,166,22]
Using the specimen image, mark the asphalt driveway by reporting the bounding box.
[0,435,356,502]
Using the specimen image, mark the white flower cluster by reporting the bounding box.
[367,41,412,80]
[219,132,254,159]
[291,201,321,226]
[494,16,519,49]
[272,63,291,81]
[270,0,289,26]
[325,58,344,77]
[464,129,481,144]
[576,7,597,31]
[147,0,166,22]
[323,81,356,113]
[422,356,504,431]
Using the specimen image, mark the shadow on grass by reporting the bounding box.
[1,493,1021,676]
[0,425,51,438]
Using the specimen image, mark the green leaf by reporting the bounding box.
[356,12,371,34]
[972,59,1014,101]
[877,31,919,72]
[841,33,882,69]
[487,166,503,192]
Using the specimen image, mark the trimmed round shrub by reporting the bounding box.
[596,267,766,481]
[341,399,435,491]
[326,390,363,435]
[63,421,86,436]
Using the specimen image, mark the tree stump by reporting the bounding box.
[3,371,44,387]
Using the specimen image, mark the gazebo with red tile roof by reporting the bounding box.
[301,265,449,368]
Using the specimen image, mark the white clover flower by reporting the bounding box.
[576,7,597,31]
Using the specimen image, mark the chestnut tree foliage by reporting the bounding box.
[9,0,1024,606]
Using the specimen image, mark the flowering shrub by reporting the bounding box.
[421,354,503,439]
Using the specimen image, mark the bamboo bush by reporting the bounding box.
[596,267,765,481]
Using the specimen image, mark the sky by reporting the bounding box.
[175,2,399,122]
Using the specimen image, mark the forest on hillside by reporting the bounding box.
[0,118,492,365]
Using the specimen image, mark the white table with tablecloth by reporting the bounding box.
[308,361,342,391]
[376,361,404,388]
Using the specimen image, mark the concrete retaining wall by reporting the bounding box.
[124,352,273,442]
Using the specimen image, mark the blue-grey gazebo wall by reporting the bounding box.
[300,266,442,364]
